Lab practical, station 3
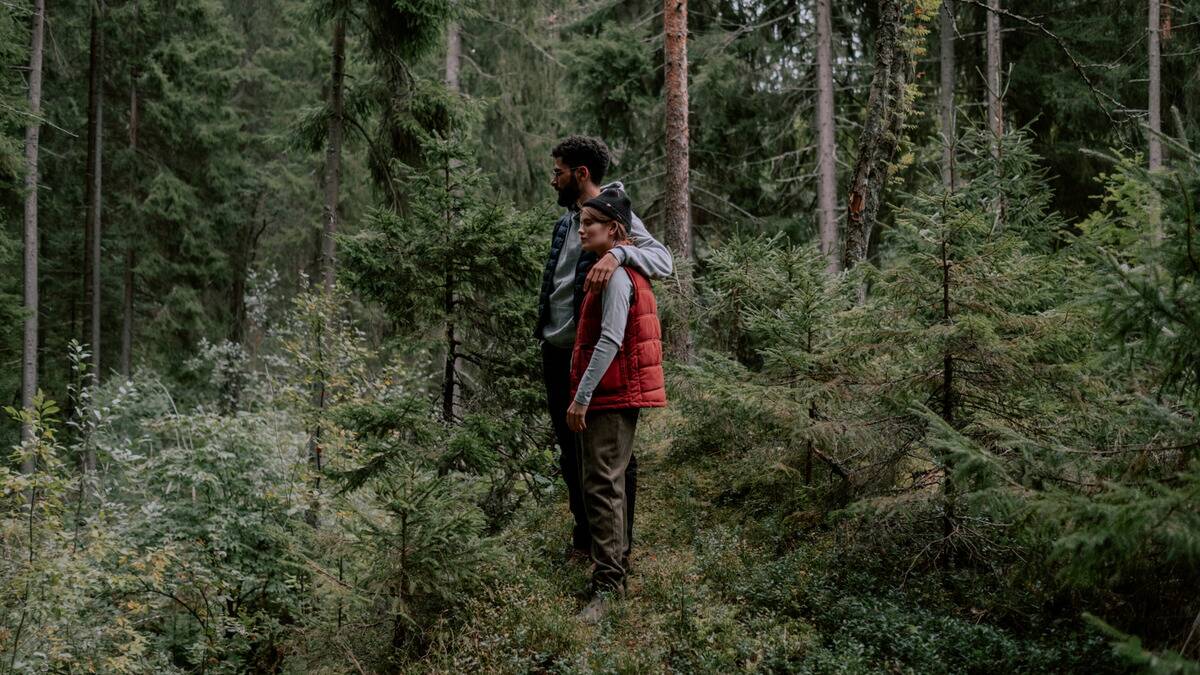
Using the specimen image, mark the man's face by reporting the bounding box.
[551,157,584,208]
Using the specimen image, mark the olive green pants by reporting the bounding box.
[578,408,640,591]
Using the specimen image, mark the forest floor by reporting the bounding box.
[413,408,1115,674]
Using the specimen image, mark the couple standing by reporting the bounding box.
[535,136,673,620]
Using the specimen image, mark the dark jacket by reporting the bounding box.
[534,210,595,340]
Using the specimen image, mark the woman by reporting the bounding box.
[565,186,666,620]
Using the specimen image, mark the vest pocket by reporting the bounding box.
[596,346,626,395]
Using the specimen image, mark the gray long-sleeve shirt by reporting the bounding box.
[573,267,633,406]
[541,182,673,348]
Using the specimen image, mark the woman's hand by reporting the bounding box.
[567,401,588,432]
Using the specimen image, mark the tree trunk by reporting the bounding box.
[1148,0,1162,172]
[985,0,1005,230]
[663,0,694,362]
[815,0,839,274]
[321,16,345,294]
[84,0,105,393]
[122,47,138,379]
[940,236,956,566]
[843,0,907,272]
[445,21,461,94]
[939,0,957,192]
[121,248,134,378]
[21,0,46,457]
[985,0,1003,157]
[442,278,457,424]
[442,159,458,424]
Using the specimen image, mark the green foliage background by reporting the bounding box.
[1,0,1199,671]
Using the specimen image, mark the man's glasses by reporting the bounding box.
[552,166,582,179]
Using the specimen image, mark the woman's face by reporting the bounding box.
[579,207,617,254]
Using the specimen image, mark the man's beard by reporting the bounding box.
[556,180,580,208]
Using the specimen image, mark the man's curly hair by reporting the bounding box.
[551,135,610,186]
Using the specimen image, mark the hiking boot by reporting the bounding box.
[577,590,618,624]
[564,544,590,565]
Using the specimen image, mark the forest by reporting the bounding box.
[2,0,1199,672]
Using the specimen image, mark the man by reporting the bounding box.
[536,135,673,567]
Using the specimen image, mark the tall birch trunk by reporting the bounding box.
[664,0,694,362]
[84,1,105,393]
[21,0,46,457]
[815,0,839,274]
[939,0,957,191]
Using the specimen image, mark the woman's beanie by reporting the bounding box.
[582,187,632,228]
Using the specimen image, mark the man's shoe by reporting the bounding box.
[577,592,613,624]
[564,545,590,565]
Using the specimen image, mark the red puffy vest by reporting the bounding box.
[570,268,667,410]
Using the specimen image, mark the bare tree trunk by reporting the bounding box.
[21,0,46,457]
[445,21,461,94]
[940,236,956,566]
[939,0,957,192]
[442,25,463,424]
[985,0,1003,154]
[815,0,839,274]
[84,1,105,392]
[664,0,694,362]
[985,0,1005,231]
[121,249,134,377]
[122,58,137,379]
[121,2,138,380]
[843,0,907,272]
[442,159,458,425]
[82,0,105,475]
[306,15,346,525]
[1148,0,1162,173]
[321,16,345,294]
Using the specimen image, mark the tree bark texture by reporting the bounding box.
[1148,0,1162,172]
[122,47,138,379]
[940,236,956,565]
[442,161,458,424]
[815,0,839,274]
[445,21,461,94]
[664,0,694,362]
[985,0,1003,158]
[21,0,46,455]
[985,0,1005,231]
[939,0,957,191]
[843,0,908,272]
[321,16,345,294]
[84,1,105,391]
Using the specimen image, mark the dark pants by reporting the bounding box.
[579,408,640,591]
[541,342,636,557]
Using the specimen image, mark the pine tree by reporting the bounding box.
[339,131,548,513]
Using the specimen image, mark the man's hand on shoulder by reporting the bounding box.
[584,250,621,293]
